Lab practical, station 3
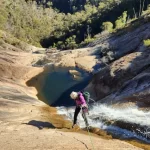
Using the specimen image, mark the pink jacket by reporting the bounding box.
[75,92,87,107]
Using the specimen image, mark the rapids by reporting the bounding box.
[57,103,150,143]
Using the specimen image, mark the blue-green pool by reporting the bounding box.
[42,68,92,106]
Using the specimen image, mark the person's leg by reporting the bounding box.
[82,108,89,127]
[73,106,81,125]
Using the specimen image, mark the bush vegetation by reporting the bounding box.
[115,11,127,29]
[0,0,150,50]
[144,39,150,47]
[101,22,113,32]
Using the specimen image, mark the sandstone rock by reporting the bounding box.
[68,70,83,81]
[69,70,82,76]
[86,50,150,106]
[38,47,100,72]
[0,49,142,150]
[89,20,150,62]
[75,55,98,72]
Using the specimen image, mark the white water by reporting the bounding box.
[57,103,150,143]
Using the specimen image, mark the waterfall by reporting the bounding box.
[57,103,150,143]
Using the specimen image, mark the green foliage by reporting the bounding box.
[101,22,113,32]
[142,4,150,15]
[98,2,106,10]
[0,5,8,30]
[143,39,150,47]
[79,37,95,47]
[56,41,64,49]
[0,29,29,50]
[122,11,127,23]
[0,0,150,50]
[65,35,77,49]
[0,0,57,47]
[115,11,127,29]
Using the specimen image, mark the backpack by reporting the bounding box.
[82,91,90,103]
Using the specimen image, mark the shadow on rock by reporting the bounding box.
[23,120,55,130]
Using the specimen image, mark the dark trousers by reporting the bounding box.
[73,106,81,125]
[73,106,89,126]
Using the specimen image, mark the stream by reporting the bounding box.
[57,103,150,143]
[41,67,150,144]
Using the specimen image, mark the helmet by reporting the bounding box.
[70,91,78,100]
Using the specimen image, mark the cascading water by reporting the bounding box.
[57,103,150,143]
[40,66,150,144]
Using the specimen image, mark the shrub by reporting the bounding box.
[65,35,77,49]
[56,41,66,50]
[84,37,95,44]
[79,37,95,47]
[101,22,113,32]
[143,39,150,47]
[115,11,127,29]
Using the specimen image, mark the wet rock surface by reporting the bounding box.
[0,47,143,150]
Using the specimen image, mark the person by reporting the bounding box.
[70,91,89,128]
